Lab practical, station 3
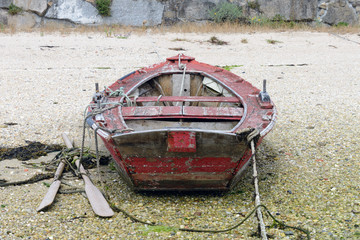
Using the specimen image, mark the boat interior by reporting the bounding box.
[122,73,244,131]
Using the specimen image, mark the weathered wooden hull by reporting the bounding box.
[114,130,249,190]
[87,55,276,191]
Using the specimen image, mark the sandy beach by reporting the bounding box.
[0,30,360,239]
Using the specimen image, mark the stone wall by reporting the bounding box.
[0,0,359,29]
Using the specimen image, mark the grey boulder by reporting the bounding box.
[45,0,102,25]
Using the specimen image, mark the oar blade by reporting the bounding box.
[75,159,114,217]
[37,180,61,212]
[85,184,114,217]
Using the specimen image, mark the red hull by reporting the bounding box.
[87,55,276,191]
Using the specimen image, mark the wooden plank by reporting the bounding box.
[129,96,239,103]
[172,74,190,97]
[122,106,243,119]
[183,106,243,117]
[122,106,182,117]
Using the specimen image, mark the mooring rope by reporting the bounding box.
[177,53,187,106]
[251,139,267,239]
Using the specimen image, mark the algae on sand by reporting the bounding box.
[0,142,63,161]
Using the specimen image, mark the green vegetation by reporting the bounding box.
[8,4,22,15]
[103,27,128,38]
[220,65,243,71]
[109,162,116,171]
[96,0,112,16]
[249,15,295,28]
[272,14,286,22]
[172,38,190,42]
[250,15,269,25]
[95,67,111,69]
[138,225,176,236]
[266,39,282,44]
[104,27,113,37]
[336,22,349,27]
[271,14,296,28]
[209,2,243,23]
[208,36,228,45]
[248,0,260,11]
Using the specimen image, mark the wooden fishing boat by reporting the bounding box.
[86,55,276,191]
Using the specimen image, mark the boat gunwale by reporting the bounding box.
[111,127,240,139]
[87,107,276,140]
[260,106,277,137]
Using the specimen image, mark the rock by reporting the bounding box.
[339,0,346,7]
[319,9,326,17]
[104,0,164,26]
[176,0,220,21]
[0,9,8,25]
[1,0,360,28]
[162,0,229,24]
[317,141,327,147]
[258,0,318,21]
[322,1,359,25]
[12,0,48,16]
[8,11,40,29]
[284,231,294,235]
[0,0,11,8]
[319,2,327,9]
[45,0,102,25]
[41,18,76,28]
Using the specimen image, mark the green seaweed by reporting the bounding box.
[220,65,243,71]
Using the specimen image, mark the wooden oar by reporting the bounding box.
[62,133,114,217]
[37,146,67,211]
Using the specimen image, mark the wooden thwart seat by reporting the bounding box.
[122,106,243,120]
[129,96,240,103]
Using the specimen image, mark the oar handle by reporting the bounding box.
[62,133,74,149]
[53,161,66,181]
[75,158,91,184]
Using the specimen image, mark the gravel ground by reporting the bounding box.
[0,30,359,239]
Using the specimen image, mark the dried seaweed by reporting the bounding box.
[0,141,63,161]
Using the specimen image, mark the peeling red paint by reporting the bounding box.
[167,132,196,152]
[88,55,276,191]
